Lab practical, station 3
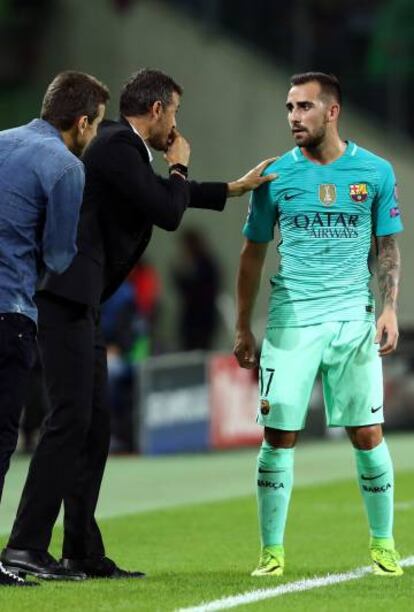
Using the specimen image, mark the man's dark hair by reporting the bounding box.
[290,72,342,106]
[119,68,183,117]
[41,71,109,131]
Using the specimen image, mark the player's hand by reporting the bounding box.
[234,328,257,368]
[164,129,190,166]
[227,158,278,197]
[375,307,399,356]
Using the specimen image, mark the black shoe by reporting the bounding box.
[0,562,39,587]
[60,556,145,579]
[1,548,86,581]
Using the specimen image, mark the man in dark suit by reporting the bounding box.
[2,69,275,580]
[0,70,109,586]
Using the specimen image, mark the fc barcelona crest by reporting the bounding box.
[349,183,368,202]
[319,184,336,206]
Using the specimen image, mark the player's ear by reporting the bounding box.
[328,102,340,123]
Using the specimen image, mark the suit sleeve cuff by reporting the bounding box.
[188,181,228,211]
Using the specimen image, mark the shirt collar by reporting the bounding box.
[127,121,153,163]
[28,119,64,141]
[295,140,351,166]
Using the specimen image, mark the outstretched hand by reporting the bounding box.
[228,158,278,197]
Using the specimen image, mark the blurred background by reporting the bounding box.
[1,0,414,455]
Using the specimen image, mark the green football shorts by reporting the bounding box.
[257,320,384,430]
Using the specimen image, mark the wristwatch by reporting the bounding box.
[169,163,188,179]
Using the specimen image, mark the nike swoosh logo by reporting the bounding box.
[258,468,285,474]
[284,194,295,201]
[263,565,281,573]
[371,405,383,413]
[361,472,386,481]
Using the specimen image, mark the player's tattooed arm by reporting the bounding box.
[375,234,400,356]
[377,234,401,310]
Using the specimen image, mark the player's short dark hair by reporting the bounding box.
[41,71,109,131]
[119,68,183,116]
[290,72,342,106]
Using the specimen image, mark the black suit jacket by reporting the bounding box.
[38,119,228,305]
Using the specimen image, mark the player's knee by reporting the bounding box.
[347,425,383,450]
[264,427,298,448]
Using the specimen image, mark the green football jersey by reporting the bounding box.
[243,141,403,327]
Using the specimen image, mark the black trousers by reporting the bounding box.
[8,293,111,559]
[0,313,36,501]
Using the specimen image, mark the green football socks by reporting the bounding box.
[354,439,394,539]
[256,441,295,547]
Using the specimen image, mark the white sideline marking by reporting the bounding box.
[178,556,414,612]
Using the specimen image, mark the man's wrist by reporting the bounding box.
[382,302,398,314]
[169,163,188,179]
[235,322,251,333]
[227,180,245,197]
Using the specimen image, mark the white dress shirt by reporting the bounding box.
[128,121,153,163]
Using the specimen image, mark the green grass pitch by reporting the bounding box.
[0,436,413,610]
